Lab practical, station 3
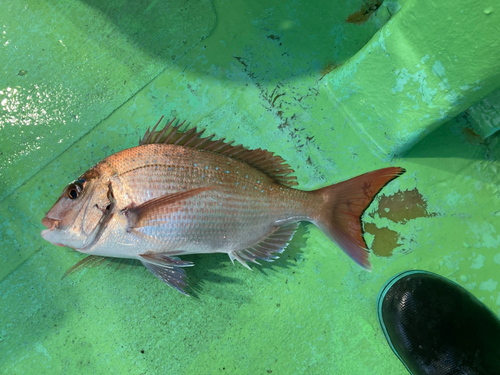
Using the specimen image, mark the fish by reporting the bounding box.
[41,117,405,295]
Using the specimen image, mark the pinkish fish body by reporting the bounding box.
[41,117,404,294]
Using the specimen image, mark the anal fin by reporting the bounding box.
[139,253,194,295]
[229,223,299,270]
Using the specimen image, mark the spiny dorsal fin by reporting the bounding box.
[139,116,298,187]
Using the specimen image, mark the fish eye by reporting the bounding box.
[67,180,85,200]
[67,186,79,199]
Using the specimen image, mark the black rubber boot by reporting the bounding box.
[377,270,500,375]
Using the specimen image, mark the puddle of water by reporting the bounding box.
[374,188,434,223]
[364,223,400,257]
[364,188,435,257]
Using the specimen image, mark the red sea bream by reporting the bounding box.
[41,117,405,294]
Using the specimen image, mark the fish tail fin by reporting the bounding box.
[313,167,405,269]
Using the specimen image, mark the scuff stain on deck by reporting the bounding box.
[346,0,383,25]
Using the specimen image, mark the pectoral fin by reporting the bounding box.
[139,253,194,295]
[126,187,212,230]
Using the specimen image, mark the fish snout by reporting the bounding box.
[42,217,59,231]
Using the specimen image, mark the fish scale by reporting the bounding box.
[41,117,405,294]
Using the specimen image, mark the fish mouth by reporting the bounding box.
[40,228,65,247]
[41,217,66,246]
[42,216,59,230]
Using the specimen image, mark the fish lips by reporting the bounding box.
[41,216,69,247]
[42,216,59,230]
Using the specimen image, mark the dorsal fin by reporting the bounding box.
[139,116,298,187]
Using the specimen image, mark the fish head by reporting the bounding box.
[41,168,114,250]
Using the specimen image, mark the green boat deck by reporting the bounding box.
[1,0,499,373]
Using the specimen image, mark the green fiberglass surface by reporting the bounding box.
[1,0,500,373]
